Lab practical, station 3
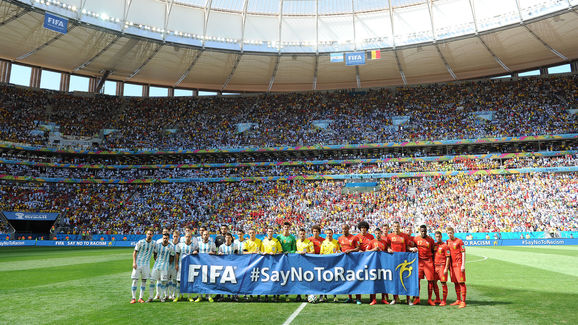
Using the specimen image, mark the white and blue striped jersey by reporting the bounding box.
[218,243,239,255]
[234,239,246,252]
[176,241,198,262]
[196,236,213,244]
[134,239,155,268]
[197,240,216,254]
[153,242,175,272]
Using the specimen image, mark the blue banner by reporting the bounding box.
[345,52,366,66]
[3,211,59,221]
[180,252,418,296]
[0,240,36,247]
[43,12,68,34]
[36,240,116,247]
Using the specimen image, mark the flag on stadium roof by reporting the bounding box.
[330,52,344,63]
[367,50,381,60]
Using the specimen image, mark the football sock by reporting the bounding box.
[381,293,389,301]
[356,294,362,301]
[156,281,162,298]
[427,281,433,300]
[460,283,467,302]
[140,280,146,299]
[442,283,448,302]
[131,279,138,299]
[149,283,155,299]
[370,294,376,301]
[433,282,440,300]
[454,283,461,301]
[161,281,168,299]
[175,281,180,297]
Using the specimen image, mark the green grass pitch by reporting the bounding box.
[1,246,576,324]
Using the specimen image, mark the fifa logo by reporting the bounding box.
[188,265,237,284]
[395,259,416,291]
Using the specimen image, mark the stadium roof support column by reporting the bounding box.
[571,61,578,73]
[278,0,284,52]
[0,6,30,26]
[174,50,204,86]
[222,54,242,91]
[168,87,174,97]
[313,55,318,90]
[59,73,70,92]
[142,85,149,98]
[88,77,97,93]
[202,0,213,48]
[523,26,568,61]
[468,0,510,72]
[162,0,175,41]
[427,0,436,41]
[127,44,162,80]
[435,45,457,80]
[240,0,248,52]
[16,24,77,60]
[0,60,11,83]
[116,81,124,96]
[388,0,406,85]
[268,55,280,92]
[30,67,41,88]
[74,35,121,71]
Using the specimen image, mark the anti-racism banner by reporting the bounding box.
[2,211,59,221]
[180,251,418,296]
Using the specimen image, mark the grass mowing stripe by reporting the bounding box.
[468,254,577,324]
[0,253,129,271]
[477,246,578,257]
[467,247,578,277]
[1,258,129,291]
[0,247,134,262]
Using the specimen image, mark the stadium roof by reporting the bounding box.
[0,0,577,92]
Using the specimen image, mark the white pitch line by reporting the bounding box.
[467,255,488,263]
[282,302,307,325]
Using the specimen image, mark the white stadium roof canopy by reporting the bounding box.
[0,0,577,92]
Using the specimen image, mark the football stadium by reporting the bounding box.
[0,0,577,324]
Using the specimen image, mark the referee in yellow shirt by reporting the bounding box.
[262,227,282,302]
[294,228,314,302]
[244,229,262,301]
[320,228,341,302]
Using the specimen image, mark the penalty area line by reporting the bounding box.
[467,256,488,263]
[282,302,307,325]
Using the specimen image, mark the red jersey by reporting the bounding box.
[308,236,324,254]
[387,233,412,252]
[354,233,375,251]
[413,235,435,261]
[434,241,450,266]
[368,238,389,252]
[447,237,465,265]
[338,234,358,252]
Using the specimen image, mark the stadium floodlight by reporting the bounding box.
[100,13,109,21]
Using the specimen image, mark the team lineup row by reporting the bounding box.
[130,221,467,307]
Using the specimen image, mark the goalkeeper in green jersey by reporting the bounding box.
[277,222,297,302]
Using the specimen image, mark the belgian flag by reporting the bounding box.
[367,50,381,60]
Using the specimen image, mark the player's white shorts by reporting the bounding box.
[152,269,169,282]
[131,266,151,280]
[169,266,177,281]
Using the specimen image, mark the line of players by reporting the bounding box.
[130,221,467,308]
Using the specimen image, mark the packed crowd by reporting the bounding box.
[1,172,576,236]
[1,75,576,150]
[1,154,576,179]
